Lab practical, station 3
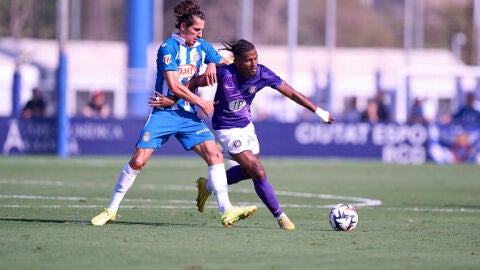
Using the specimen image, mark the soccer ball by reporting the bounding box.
[328,203,359,231]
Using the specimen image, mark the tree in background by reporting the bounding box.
[0,0,476,63]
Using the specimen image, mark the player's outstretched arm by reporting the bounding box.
[315,107,334,124]
[277,81,334,124]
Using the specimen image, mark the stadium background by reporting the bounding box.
[0,0,479,164]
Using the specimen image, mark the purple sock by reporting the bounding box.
[253,177,283,218]
[226,165,248,185]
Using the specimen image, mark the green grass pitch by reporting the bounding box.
[0,156,479,270]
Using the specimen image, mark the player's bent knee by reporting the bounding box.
[250,167,266,180]
[129,157,147,171]
[207,153,224,165]
[203,148,224,165]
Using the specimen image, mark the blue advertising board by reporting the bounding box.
[1,117,477,164]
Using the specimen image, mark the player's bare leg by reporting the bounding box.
[192,141,257,226]
[231,151,295,230]
[91,148,154,226]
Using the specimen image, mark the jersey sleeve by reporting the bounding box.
[157,43,178,72]
[202,40,223,64]
[260,65,283,90]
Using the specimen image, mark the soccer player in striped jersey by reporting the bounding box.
[150,39,333,230]
[91,0,256,227]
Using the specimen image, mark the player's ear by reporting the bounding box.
[179,22,186,32]
[233,57,240,65]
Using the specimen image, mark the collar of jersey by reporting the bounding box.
[172,32,201,48]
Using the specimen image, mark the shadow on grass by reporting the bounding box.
[0,218,331,232]
[0,217,279,230]
[0,217,203,227]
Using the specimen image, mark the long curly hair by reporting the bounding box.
[174,0,205,29]
[220,39,256,58]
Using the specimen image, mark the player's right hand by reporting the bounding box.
[198,100,215,116]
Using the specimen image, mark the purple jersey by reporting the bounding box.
[212,64,283,130]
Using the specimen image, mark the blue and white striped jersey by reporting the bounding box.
[153,33,222,114]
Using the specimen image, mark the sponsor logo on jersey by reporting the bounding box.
[228,99,246,112]
[142,131,150,142]
[163,54,171,65]
[248,86,257,94]
[193,53,201,62]
[196,128,211,135]
[178,64,198,79]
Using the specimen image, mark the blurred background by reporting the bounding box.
[1,0,479,164]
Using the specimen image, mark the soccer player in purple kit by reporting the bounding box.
[150,39,333,230]
[91,1,257,227]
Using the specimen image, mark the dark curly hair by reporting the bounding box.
[174,0,205,29]
[220,39,256,58]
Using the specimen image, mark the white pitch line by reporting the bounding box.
[0,179,381,207]
[0,192,380,210]
[385,207,480,214]
[164,185,382,207]
[0,204,195,209]
[4,179,478,213]
[0,179,110,188]
[1,193,478,214]
[1,203,479,214]
[0,194,186,203]
[0,191,381,208]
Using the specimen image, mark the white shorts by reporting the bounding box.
[214,122,260,158]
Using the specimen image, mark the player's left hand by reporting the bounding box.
[325,113,334,124]
[315,107,334,124]
[148,91,176,107]
[204,63,217,86]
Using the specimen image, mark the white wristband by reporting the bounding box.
[315,107,330,123]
